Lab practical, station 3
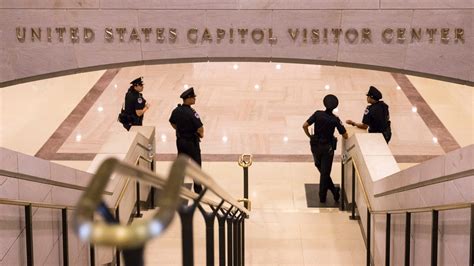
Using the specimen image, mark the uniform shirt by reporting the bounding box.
[169,104,203,140]
[306,110,346,143]
[124,88,146,124]
[362,101,390,133]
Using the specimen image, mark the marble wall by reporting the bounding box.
[346,133,473,265]
[0,1,472,86]
[0,126,156,265]
[0,147,92,265]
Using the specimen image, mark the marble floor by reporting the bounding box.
[1,62,472,265]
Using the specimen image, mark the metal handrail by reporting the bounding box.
[345,157,373,211]
[0,169,113,196]
[374,168,474,198]
[0,197,76,210]
[74,157,181,248]
[371,202,471,215]
[74,154,248,248]
[113,155,153,210]
[185,158,249,215]
[343,141,473,266]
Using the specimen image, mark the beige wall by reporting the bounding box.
[1,1,473,86]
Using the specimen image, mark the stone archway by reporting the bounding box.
[1,4,472,87]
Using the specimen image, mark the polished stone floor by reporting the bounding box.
[3,62,472,163]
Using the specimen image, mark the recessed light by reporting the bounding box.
[432,137,438,143]
[396,86,401,90]
[97,106,104,112]
[233,64,239,70]
[283,136,289,142]
[161,134,167,142]
[75,134,82,142]
[222,136,228,143]
[184,84,189,89]
[114,84,117,88]
[333,108,339,113]
[324,84,330,90]
[275,64,281,70]
[412,106,418,113]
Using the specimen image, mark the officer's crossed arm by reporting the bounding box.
[136,103,150,117]
[302,122,312,138]
[197,127,204,138]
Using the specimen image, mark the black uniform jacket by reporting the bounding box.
[307,110,346,146]
[124,88,146,125]
[362,101,390,133]
[169,104,203,141]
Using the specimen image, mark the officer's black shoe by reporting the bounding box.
[319,197,327,203]
[333,187,341,203]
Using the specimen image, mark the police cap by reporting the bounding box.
[180,87,196,99]
[130,77,144,86]
[366,86,382,100]
[323,94,339,110]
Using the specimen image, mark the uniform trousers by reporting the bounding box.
[177,138,203,193]
[310,142,337,201]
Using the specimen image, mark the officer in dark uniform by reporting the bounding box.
[169,87,204,193]
[346,86,392,143]
[121,77,150,131]
[303,94,348,203]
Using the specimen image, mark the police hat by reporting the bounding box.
[130,77,144,86]
[366,86,382,100]
[180,87,196,99]
[323,94,339,110]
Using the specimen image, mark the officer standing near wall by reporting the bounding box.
[169,87,204,193]
[120,77,150,131]
[346,86,392,143]
[303,94,348,203]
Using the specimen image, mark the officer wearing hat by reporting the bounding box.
[169,87,204,193]
[346,86,392,143]
[303,94,348,203]
[120,77,150,131]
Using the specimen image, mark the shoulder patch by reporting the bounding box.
[137,97,143,104]
[194,112,200,119]
[364,108,369,115]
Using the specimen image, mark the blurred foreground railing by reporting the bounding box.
[74,155,249,266]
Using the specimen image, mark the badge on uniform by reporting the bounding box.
[364,108,369,115]
[138,98,143,104]
[194,113,200,119]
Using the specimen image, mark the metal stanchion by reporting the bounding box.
[238,154,253,211]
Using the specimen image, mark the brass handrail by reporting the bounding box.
[371,202,472,215]
[0,169,113,196]
[113,155,153,210]
[74,154,248,248]
[345,157,373,212]
[0,197,75,210]
[374,169,474,198]
[74,157,181,248]
[184,158,249,215]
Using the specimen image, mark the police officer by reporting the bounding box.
[303,94,348,203]
[122,77,150,131]
[346,86,392,143]
[169,87,204,193]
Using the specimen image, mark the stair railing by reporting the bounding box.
[341,145,474,266]
[74,154,249,266]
